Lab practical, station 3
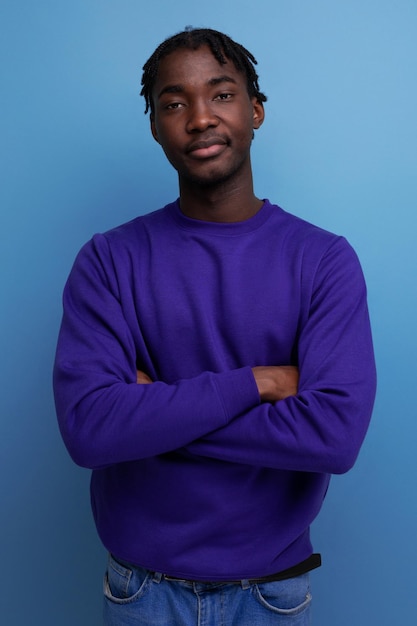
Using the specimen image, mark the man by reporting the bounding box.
[53,28,376,625]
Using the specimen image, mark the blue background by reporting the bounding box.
[1,1,416,624]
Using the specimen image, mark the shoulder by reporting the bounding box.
[266,200,353,257]
[265,201,363,282]
[102,200,176,245]
[267,201,337,240]
[78,201,176,257]
[67,201,176,283]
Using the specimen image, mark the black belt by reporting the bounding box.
[164,553,321,585]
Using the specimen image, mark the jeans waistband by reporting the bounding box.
[163,553,321,585]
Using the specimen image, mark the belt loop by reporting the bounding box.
[152,571,163,584]
[240,579,251,590]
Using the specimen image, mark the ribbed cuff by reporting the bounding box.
[212,366,260,424]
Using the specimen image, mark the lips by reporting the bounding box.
[186,136,228,159]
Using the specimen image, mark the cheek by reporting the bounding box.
[154,123,181,151]
[156,133,183,168]
[231,110,257,139]
[233,121,256,146]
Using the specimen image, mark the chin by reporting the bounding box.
[180,162,245,188]
[186,173,232,188]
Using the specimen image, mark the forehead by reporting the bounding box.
[153,45,246,93]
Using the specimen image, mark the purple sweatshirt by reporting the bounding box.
[53,199,376,580]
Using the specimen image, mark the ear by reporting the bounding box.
[252,98,265,130]
[150,115,160,143]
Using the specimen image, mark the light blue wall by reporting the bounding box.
[1,1,416,624]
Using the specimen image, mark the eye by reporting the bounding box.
[165,101,184,110]
[215,93,233,101]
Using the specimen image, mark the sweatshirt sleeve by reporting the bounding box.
[53,235,260,470]
[184,237,377,475]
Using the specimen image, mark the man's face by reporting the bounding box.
[150,45,264,188]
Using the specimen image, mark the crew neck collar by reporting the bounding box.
[168,199,275,236]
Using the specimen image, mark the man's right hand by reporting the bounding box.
[252,366,299,402]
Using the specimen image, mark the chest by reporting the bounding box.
[125,233,305,376]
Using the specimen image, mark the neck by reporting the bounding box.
[178,171,262,223]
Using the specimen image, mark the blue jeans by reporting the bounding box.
[103,554,312,625]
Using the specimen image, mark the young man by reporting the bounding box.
[54,28,376,625]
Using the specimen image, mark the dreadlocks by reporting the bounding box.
[140,27,267,115]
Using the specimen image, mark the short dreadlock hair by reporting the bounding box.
[140,27,267,115]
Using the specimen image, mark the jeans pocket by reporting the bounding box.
[104,554,151,605]
[254,573,312,616]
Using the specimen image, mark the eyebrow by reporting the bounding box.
[208,75,238,87]
[157,75,238,99]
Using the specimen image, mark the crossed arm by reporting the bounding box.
[54,234,376,474]
[137,366,299,403]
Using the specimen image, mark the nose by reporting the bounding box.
[186,99,219,133]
